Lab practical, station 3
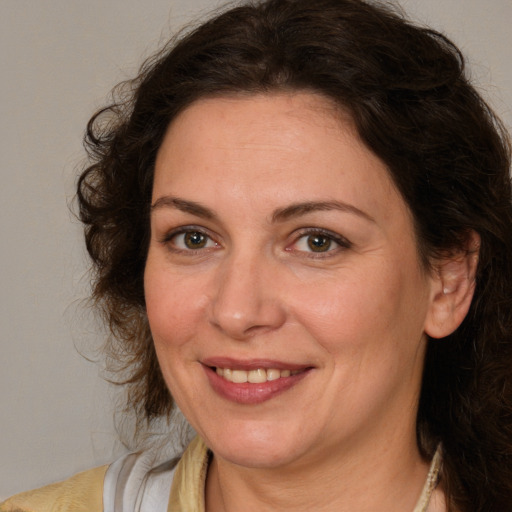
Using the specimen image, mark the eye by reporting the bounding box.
[300,234,334,252]
[291,229,351,255]
[295,233,337,253]
[165,229,218,251]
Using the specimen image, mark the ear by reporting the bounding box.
[424,231,480,339]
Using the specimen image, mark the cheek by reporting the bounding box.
[288,262,427,358]
[144,266,211,408]
[144,265,208,351]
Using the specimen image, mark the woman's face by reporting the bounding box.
[145,92,438,469]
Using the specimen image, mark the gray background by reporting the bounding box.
[1,0,511,499]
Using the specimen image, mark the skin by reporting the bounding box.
[144,92,473,511]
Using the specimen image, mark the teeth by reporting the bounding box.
[267,369,280,381]
[215,367,302,383]
[232,370,248,383]
[248,369,267,383]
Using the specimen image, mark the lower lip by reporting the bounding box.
[203,366,310,404]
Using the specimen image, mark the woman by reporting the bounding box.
[2,0,511,510]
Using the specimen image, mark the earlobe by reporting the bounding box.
[424,231,480,339]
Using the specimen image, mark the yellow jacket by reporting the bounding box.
[0,437,208,512]
[0,465,107,512]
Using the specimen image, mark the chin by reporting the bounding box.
[198,419,315,469]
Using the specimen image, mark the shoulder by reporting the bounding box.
[0,465,107,512]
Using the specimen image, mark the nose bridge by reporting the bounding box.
[209,244,285,339]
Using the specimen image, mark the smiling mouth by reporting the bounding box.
[214,367,303,383]
[204,362,311,403]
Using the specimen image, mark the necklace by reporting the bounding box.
[413,447,442,512]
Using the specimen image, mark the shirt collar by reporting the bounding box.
[168,436,210,512]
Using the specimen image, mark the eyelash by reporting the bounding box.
[160,226,352,256]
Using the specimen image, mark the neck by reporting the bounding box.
[205,434,432,512]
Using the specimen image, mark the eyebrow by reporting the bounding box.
[151,196,217,220]
[151,196,374,223]
[272,200,375,223]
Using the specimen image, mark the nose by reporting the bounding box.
[209,251,287,340]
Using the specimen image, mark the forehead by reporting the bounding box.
[156,92,354,170]
[153,92,408,228]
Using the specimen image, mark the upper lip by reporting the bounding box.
[201,357,311,372]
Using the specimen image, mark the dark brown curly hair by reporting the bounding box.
[77,0,512,509]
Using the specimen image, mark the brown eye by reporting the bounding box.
[291,230,349,256]
[184,231,208,249]
[166,229,217,251]
[306,234,332,252]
